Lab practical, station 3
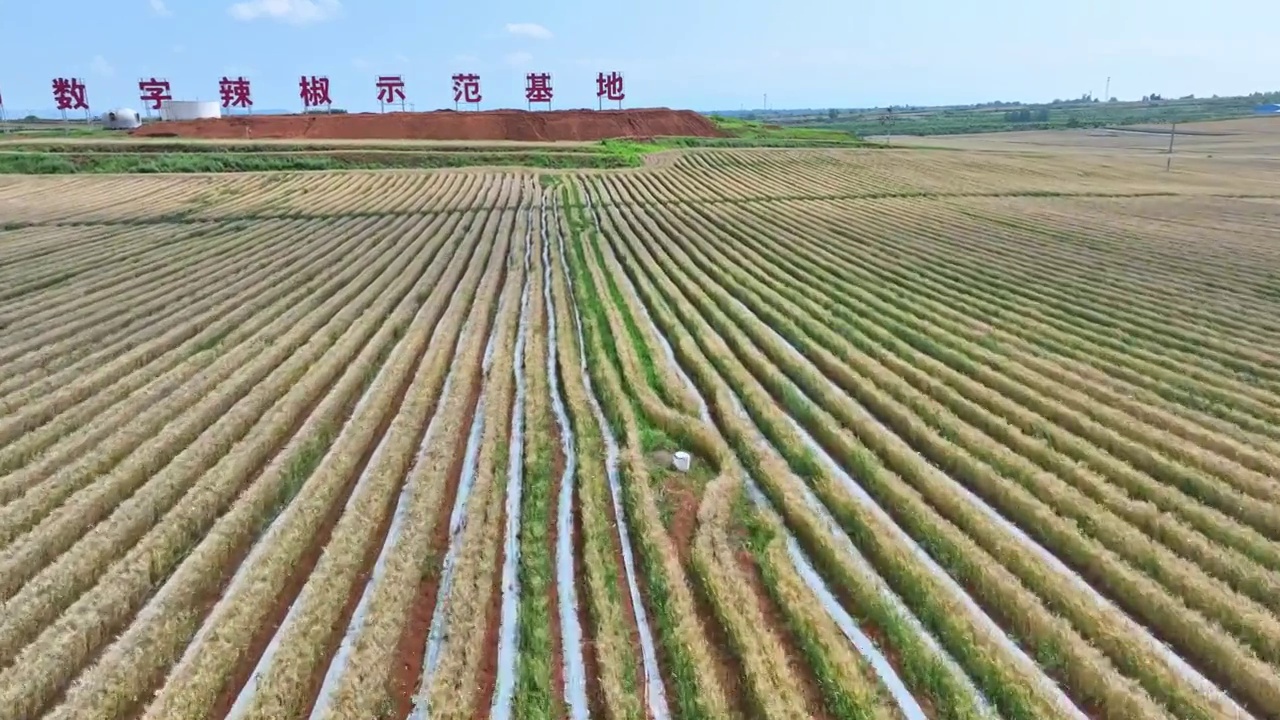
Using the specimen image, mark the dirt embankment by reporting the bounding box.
[131,108,725,141]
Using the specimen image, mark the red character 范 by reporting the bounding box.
[452,73,482,104]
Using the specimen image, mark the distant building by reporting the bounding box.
[1256,103,1280,114]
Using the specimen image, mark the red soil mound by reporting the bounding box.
[131,107,725,142]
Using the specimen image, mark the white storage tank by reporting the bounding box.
[160,100,221,121]
[103,108,142,130]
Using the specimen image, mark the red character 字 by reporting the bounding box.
[375,75,406,104]
[219,76,253,108]
[525,73,553,104]
[138,78,172,111]
[452,73,481,104]
[52,78,89,111]
[299,75,332,108]
[596,71,624,102]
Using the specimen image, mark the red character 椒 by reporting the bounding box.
[299,75,332,108]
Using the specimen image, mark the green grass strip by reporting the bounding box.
[560,183,719,720]
[515,424,557,719]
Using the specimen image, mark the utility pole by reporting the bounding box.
[763,93,767,111]
[1105,76,1111,101]
[1166,122,1177,171]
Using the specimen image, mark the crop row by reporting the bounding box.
[0,145,1243,228]
[6,153,1277,720]
[586,168,1276,718]
[0,176,557,720]
[0,172,535,226]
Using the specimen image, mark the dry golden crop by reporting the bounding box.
[3,119,1278,720]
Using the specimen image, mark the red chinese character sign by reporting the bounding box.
[52,77,90,119]
[300,75,332,112]
[452,73,481,110]
[138,78,172,115]
[525,73,553,110]
[219,76,253,112]
[596,71,624,109]
[376,75,406,112]
[51,78,90,122]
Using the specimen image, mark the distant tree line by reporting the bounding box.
[1003,108,1050,123]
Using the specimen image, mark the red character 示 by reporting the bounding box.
[376,75,406,104]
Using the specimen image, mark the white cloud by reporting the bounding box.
[171,43,186,53]
[452,54,479,65]
[149,0,172,16]
[505,51,533,68]
[504,22,551,40]
[90,55,115,77]
[229,0,340,25]
[352,57,372,70]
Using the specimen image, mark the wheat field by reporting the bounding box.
[2,123,1279,720]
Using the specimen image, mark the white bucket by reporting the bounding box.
[672,451,691,473]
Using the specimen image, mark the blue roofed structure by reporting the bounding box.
[1256,103,1280,114]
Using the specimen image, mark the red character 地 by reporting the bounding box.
[452,73,482,104]
[219,76,253,109]
[596,71,625,103]
[376,75,406,105]
[525,73,553,105]
[299,75,332,108]
[138,78,172,111]
[52,77,89,111]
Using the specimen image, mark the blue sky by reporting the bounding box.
[0,0,1276,114]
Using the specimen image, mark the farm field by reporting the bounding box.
[1,131,1280,720]
[888,116,1280,165]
